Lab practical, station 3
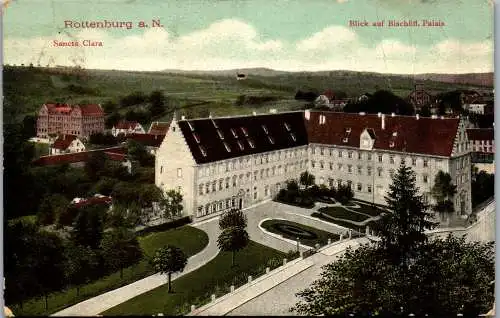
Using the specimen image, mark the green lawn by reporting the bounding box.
[318,206,371,222]
[350,201,388,217]
[102,241,286,316]
[10,225,209,316]
[261,219,340,247]
[33,142,50,158]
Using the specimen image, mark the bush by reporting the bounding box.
[335,185,354,205]
[136,216,192,236]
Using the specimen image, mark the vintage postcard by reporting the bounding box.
[2,0,495,316]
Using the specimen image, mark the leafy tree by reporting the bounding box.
[102,100,118,113]
[36,194,70,225]
[64,243,99,296]
[217,227,250,267]
[22,114,37,138]
[292,235,494,316]
[378,164,438,267]
[112,181,139,206]
[120,91,147,107]
[286,179,299,192]
[71,204,106,249]
[219,208,247,229]
[419,105,432,117]
[127,139,154,167]
[471,168,494,208]
[431,171,457,218]
[151,245,188,293]
[100,228,143,279]
[148,90,166,117]
[343,90,414,115]
[334,184,354,205]
[299,171,315,188]
[105,112,122,129]
[161,189,183,220]
[85,151,108,181]
[89,177,119,196]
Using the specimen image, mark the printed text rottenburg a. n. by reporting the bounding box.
[63,19,164,29]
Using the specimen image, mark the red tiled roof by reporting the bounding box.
[115,121,140,130]
[149,122,170,135]
[33,147,127,166]
[71,196,112,209]
[127,133,164,147]
[466,128,494,141]
[305,111,460,157]
[44,103,104,116]
[178,112,309,164]
[51,135,78,150]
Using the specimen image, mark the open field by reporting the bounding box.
[10,226,208,316]
[102,241,286,316]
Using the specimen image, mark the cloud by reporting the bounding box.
[3,19,493,73]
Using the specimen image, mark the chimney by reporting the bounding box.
[416,114,420,120]
[305,110,310,120]
[381,114,386,130]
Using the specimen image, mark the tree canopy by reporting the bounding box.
[151,245,188,293]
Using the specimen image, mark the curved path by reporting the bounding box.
[52,219,221,317]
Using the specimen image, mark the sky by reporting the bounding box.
[2,0,494,74]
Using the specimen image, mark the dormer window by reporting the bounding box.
[231,128,238,138]
[237,140,244,150]
[187,121,194,132]
[262,125,268,134]
[345,128,351,133]
[199,145,207,157]
[247,138,255,148]
[389,141,395,148]
[224,142,231,152]
[284,122,291,131]
[392,131,397,137]
[193,133,201,143]
[290,133,296,142]
[240,127,248,136]
[212,120,218,128]
[217,129,224,140]
[343,137,348,143]
[268,136,275,144]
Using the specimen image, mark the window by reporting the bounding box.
[212,181,216,192]
[423,175,428,183]
[284,122,291,131]
[177,168,182,178]
[262,125,268,134]
[412,158,417,166]
[232,175,237,187]
[237,140,244,150]
[367,185,372,193]
[241,127,249,136]
[378,154,383,162]
[312,148,316,155]
[338,180,342,188]
[193,133,201,143]
[390,155,394,164]
[357,166,362,175]
[357,183,362,191]
[268,136,275,144]
[320,147,324,155]
[290,133,296,142]
[231,128,238,138]
[311,161,316,168]
[367,153,372,160]
[225,177,230,189]
[264,185,269,196]
[320,161,324,169]
[254,171,258,180]
[358,152,362,160]
[339,151,343,158]
[329,149,333,156]
[367,166,372,176]
[423,159,428,167]
[217,129,224,140]
[187,121,194,131]
[248,138,255,148]
[199,145,207,157]
[160,166,163,174]
[347,180,352,189]
[329,162,333,170]
[348,151,353,159]
[389,169,394,179]
[206,182,210,193]
[199,184,204,195]
[338,163,343,171]
[224,142,231,152]
[348,165,352,173]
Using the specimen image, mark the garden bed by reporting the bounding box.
[317,207,371,222]
[261,219,339,247]
[349,202,387,217]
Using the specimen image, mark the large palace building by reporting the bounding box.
[36,103,105,140]
[155,110,472,220]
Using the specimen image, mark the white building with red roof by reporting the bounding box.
[111,121,145,137]
[50,134,86,155]
[155,110,472,221]
[36,103,105,140]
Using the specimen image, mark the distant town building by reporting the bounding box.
[148,121,170,135]
[36,103,105,140]
[50,134,85,155]
[314,89,350,111]
[126,133,165,155]
[70,194,113,210]
[155,110,472,221]
[466,128,495,173]
[111,121,145,137]
[407,83,432,112]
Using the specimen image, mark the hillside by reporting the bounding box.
[3,65,492,125]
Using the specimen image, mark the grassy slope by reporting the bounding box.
[3,66,489,123]
[102,241,286,316]
[10,225,209,316]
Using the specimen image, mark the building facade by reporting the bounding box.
[111,121,145,137]
[50,134,86,155]
[36,103,105,140]
[466,128,495,173]
[155,110,472,220]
